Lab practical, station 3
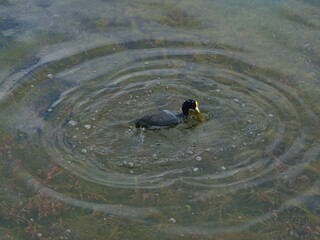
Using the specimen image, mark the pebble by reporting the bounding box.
[196,156,202,161]
[233,98,239,103]
[168,218,176,223]
[123,161,134,168]
[84,124,91,129]
[221,166,226,171]
[68,120,77,126]
[128,162,134,168]
[81,149,87,153]
[47,73,53,79]
[268,113,274,118]
[193,167,199,172]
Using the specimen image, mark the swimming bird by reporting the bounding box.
[135,99,200,129]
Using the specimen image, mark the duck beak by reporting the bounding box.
[195,101,200,113]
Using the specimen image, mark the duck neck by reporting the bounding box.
[182,106,189,116]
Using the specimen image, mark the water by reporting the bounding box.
[1,0,320,239]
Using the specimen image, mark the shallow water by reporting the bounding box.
[0,0,320,239]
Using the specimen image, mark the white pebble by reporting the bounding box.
[187,150,194,155]
[168,218,176,223]
[233,98,239,103]
[81,149,87,153]
[128,162,134,168]
[193,167,199,172]
[84,124,91,129]
[268,113,274,118]
[196,156,202,161]
[68,120,77,126]
[221,166,226,171]
[47,73,53,79]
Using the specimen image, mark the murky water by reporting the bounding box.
[1,0,320,239]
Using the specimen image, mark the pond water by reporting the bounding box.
[0,0,320,239]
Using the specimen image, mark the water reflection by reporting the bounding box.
[0,0,319,239]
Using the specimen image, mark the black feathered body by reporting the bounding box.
[135,110,185,129]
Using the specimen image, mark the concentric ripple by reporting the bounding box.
[2,33,319,235]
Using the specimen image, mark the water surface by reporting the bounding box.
[0,0,320,239]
